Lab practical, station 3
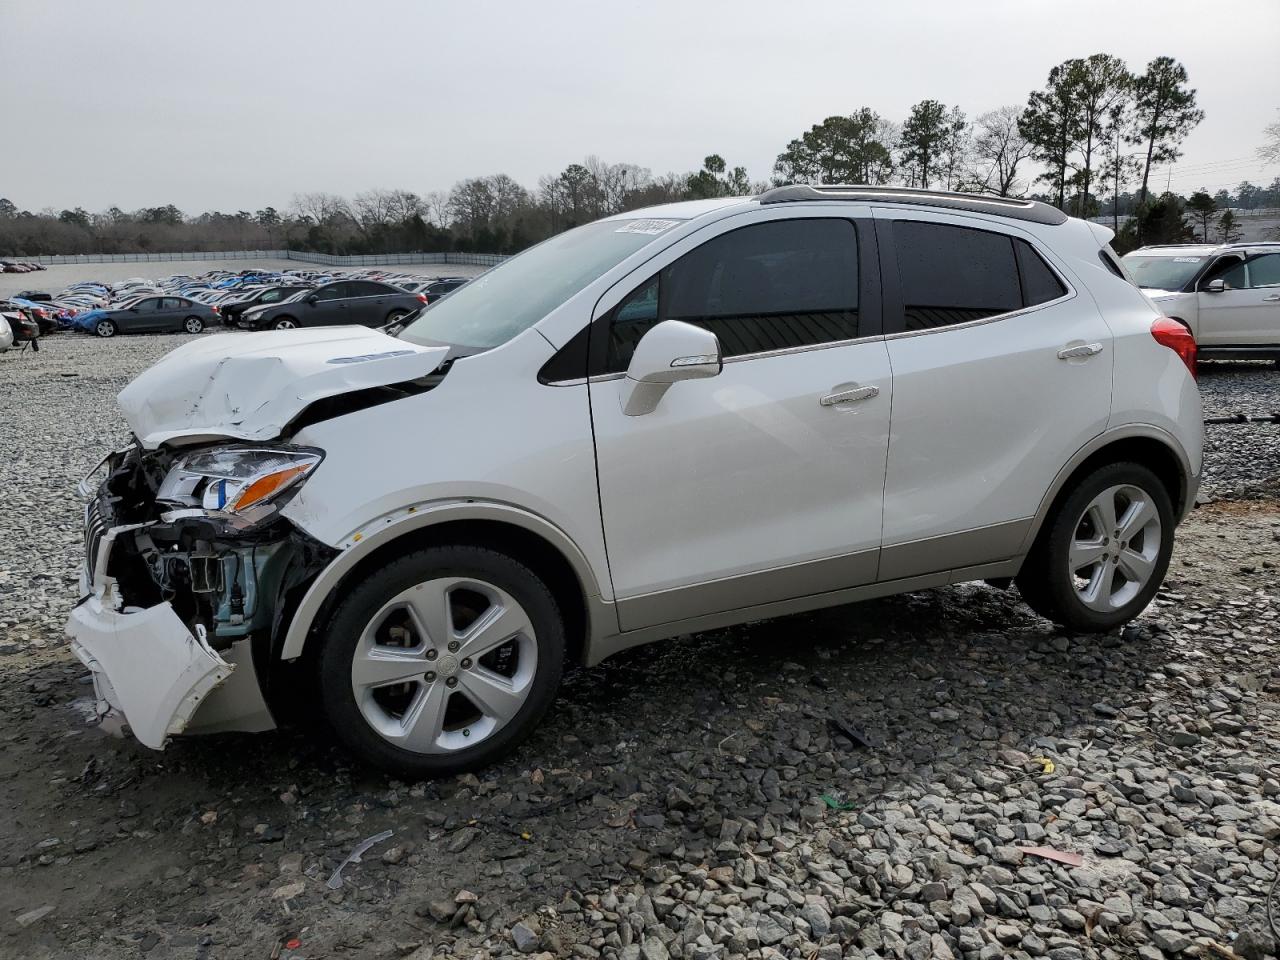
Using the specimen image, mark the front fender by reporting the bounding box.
[278,499,605,661]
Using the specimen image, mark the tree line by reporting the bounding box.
[3,53,1277,259]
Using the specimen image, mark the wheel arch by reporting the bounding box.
[1020,426,1194,557]
[278,504,605,668]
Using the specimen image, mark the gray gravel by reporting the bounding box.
[0,332,1277,960]
[1197,361,1280,500]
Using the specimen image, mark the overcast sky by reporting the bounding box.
[3,0,1278,213]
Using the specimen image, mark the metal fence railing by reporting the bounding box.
[28,250,507,267]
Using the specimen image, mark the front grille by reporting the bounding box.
[84,499,109,585]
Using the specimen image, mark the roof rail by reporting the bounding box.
[756,184,1069,226]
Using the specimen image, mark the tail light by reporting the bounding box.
[212,305,220,314]
[1151,317,1197,380]
[416,293,427,303]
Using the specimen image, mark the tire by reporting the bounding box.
[386,309,410,326]
[273,317,298,330]
[316,545,565,777]
[1017,461,1174,632]
[183,316,204,334]
[95,319,116,338]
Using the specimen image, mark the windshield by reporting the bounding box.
[1122,254,1207,291]
[399,219,679,349]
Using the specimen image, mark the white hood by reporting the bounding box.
[119,326,448,448]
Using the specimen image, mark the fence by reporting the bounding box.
[28,250,507,267]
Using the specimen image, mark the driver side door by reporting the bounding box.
[588,212,891,632]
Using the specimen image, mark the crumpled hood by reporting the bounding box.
[119,326,448,449]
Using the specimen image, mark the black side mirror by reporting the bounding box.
[307,294,319,305]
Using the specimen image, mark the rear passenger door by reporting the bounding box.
[874,211,1112,580]
[347,281,392,326]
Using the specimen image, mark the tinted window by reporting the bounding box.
[606,218,860,372]
[348,281,388,296]
[1015,240,1067,306]
[1247,253,1280,288]
[160,298,182,310]
[894,221,1020,331]
[314,283,348,301]
[1213,258,1249,290]
[138,298,163,311]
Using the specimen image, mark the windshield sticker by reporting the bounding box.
[1172,257,1202,263]
[615,219,681,235]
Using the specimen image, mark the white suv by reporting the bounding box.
[1123,241,1280,363]
[69,186,1203,776]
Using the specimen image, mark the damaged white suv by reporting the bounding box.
[69,186,1203,777]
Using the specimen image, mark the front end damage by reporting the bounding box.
[68,444,336,748]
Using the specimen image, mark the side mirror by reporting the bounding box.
[1203,278,1226,293]
[306,294,320,304]
[621,320,722,417]
[128,306,139,312]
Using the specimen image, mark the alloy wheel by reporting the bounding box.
[96,320,114,337]
[350,577,538,754]
[274,319,297,329]
[184,317,203,333]
[1068,483,1162,612]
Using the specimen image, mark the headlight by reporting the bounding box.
[157,446,323,525]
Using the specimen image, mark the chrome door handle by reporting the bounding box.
[1262,295,1280,302]
[1058,342,1103,360]
[820,385,879,406]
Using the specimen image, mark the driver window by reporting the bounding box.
[1203,257,1246,290]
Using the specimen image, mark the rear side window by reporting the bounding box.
[1015,240,1068,305]
[605,218,859,372]
[893,221,1066,331]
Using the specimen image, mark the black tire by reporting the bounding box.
[95,319,116,338]
[316,545,565,777]
[272,316,299,330]
[1017,461,1174,632]
[183,316,204,334]
[386,309,410,326]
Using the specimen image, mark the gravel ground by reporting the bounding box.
[1,334,1278,960]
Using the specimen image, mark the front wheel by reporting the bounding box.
[273,317,298,330]
[317,545,565,777]
[1017,462,1174,632]
[183,316,204,334]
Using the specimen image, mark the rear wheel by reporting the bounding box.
[317,545,565,777]
[1017,462,1174,632]
[386,309,410,326]
[273,317,298,330]
[183,316,204,334]
[95,319,116,338]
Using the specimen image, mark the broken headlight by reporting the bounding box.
[157,446,323,524]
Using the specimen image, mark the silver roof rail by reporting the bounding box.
[756,184,1069,226]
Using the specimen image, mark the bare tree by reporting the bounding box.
[971,106,1034,196]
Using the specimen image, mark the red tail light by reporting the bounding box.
[212,305,220,313]
[1151,317,1197,380]
[416,293,427,303]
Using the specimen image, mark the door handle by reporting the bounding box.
[1057,342,1103,360]
[1262,295,1280,302]
[820,385,879,406]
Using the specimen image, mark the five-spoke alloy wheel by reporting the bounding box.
[319,546,564,777]
[1017,462,1174,632]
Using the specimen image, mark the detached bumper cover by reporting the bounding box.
[67,595,233,750]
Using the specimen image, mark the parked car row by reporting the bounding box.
[0,259,46,273]
[7,266,473,339]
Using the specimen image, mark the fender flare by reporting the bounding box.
[279,500,604,661]
[1017,422,1196,556]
